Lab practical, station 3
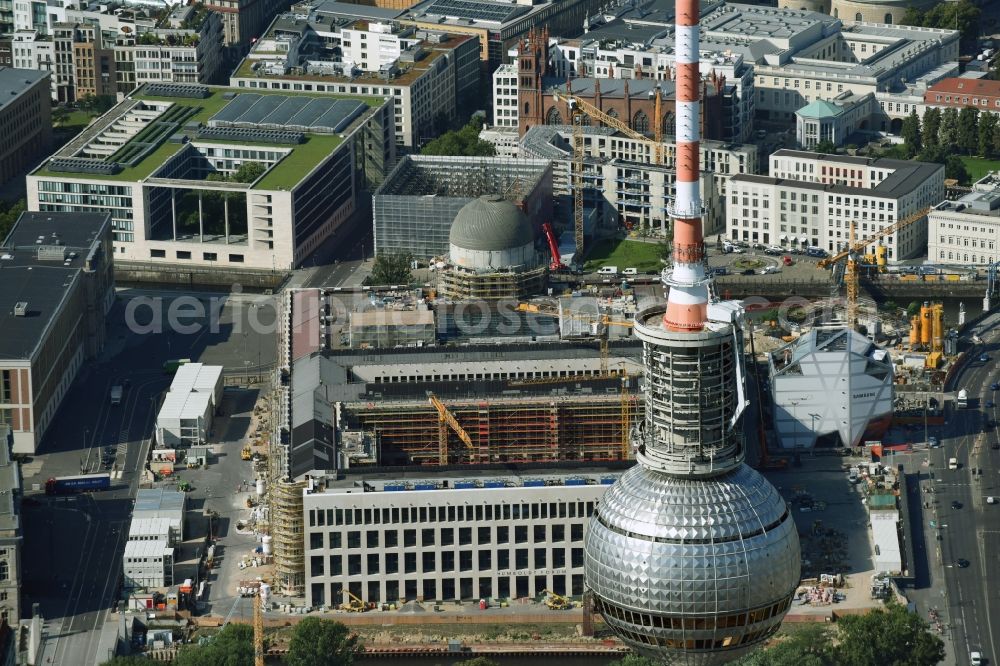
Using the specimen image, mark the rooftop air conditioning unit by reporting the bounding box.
[14,302,28,317]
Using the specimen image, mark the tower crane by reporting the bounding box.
[253,593,264,666]
[555,90,668,262]
[516,303,636,459]
[816,207,931,328]
[428,393,476,465]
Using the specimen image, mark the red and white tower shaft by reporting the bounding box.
[663,0,709,333]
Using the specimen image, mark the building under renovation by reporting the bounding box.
[373,155,553,259]
[437,195,547,301]
[769,327,894,449]
[288,343,643,468]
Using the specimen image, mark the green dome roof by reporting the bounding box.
[449,195,534,252]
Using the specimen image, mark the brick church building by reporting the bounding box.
[516,27,726,140]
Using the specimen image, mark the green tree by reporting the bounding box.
[939,107,959,150]
[365,252,414,286]
[900,110,921,157]
[921,108,941,148]
[421,116,496,157]
[957,106,980,154]
[945,154,970,184]
[980,112,999,157]
[902,0,980,50]
[608,656,661,666]
[233,161,267,183]
[0,199,26,242]
[907,301,921,317]
[813,140,838,154]
[286,617,359,666]
[735,624,833,666]
[831,603,944,666]
[52,105,70,126]
[100,657,154,666]
[174,624,254,666]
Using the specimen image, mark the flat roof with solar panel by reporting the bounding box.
[420,0,529,22]
[31,85,386,189]
[208,94,367,134]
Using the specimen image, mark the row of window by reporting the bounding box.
[308,500,595,528]
[938,237,995,249]
[321,547,585,578]
[315,572,587,607]
[149,249,244,262]
[596,595,793,634]
[311,523,586,551]
[936,251,996,264]
[934,94,1000,108]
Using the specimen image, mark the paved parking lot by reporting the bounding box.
[764,455,881,617]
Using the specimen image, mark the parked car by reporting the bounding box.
[951,500,963,509]
[991,382,1000,391]
[764,245,783,255]
[956,559,970,568]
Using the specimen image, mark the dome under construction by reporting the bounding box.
[438,195,546,300]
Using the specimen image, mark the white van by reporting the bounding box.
[622,267,638,275]
[949,457,959,470]
[597,266,618,275]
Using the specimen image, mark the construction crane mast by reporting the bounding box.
[558,91,667,263]
[817,206,931,328]
[429,394,475,465]
[253,593,264,666]
[572,110,585,259]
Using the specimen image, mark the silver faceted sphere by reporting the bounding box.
[584,462,801,665]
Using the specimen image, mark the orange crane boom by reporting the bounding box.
[429,394,475,465]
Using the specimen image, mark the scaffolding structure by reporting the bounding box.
[437,264,547,301]
[347,389,639,465]
[373,155,553,258]
[272,478,307,597]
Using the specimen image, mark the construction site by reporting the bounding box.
[295,342,643,467]
[372,155,554,259]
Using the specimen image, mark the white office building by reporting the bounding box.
[728,149,944,258]
[302,470,620,608]
[492,63,519,130]
[519,125,756,235]
[928,173,1000,266]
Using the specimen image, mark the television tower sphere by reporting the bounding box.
[582,0,800,658]
[584,309,801,665]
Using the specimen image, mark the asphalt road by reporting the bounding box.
[935,317,1000,665]
[22,292,280,665]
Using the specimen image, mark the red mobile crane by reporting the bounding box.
[541,223,564,271]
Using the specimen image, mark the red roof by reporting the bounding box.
[927,78,1000,97]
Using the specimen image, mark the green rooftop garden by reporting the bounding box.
[34,86,377,188]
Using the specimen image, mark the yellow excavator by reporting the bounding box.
[542,589,571,610]
[340,589,369,612]
[240,446,252,461]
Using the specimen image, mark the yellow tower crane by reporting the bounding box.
[253,593,264,666]
[572,109,585,258]
[620,366,633,460]
[429,393,476,465]
[816,207,931,329]
[515,304,636,458]
[556,90,668,261]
